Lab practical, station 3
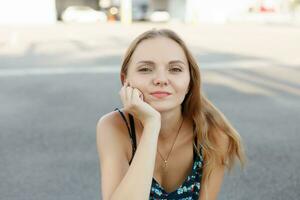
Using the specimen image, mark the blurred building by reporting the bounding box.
[0,0,99,24]
[0,0,57,24]
[0,0,297,24]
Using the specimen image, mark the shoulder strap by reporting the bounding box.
[114,108,137,164]
[128,114,137,153]
[193,124,203,158]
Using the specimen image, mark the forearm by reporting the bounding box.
[110,122,160,200]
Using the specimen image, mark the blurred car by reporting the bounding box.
[147,10,170,22]
[62,6,107,23]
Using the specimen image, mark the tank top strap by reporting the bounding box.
[193,134,198,160]
[128,113,137,152]
[114,108,137,164]
[192,124,203,159]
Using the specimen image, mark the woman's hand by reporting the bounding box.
[119,81,161,127]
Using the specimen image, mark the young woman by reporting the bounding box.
[96,28,247,200]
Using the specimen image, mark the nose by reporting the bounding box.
[153,70,169,86]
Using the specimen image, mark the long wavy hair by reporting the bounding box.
[118,28,247,187]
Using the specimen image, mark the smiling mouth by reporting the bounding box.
[151,93,171,98]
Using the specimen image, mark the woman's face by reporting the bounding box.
[125,37,190,112]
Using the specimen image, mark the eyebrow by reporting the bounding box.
[136,60,186,65]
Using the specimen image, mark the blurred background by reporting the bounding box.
[0,0,300,200]
[1,0,300,24]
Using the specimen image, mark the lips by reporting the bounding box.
[150,91,171,98]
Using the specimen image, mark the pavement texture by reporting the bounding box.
[0,22,300,200]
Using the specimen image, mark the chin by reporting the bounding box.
[148,102,177,113]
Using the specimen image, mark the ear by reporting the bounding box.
[120,73,126,86]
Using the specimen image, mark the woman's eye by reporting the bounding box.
[170,68,182,72]
[138,66,182,72]
[139,68,152,72]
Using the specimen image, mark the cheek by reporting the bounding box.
[176,86,189,95]
[128,75,144,86]
[134,79,146,87]
[173,79,190,94]
[130,79,147,93]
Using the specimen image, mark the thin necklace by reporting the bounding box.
[140,117,184,171]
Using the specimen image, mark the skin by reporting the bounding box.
[122,36,227,199]
[124,36,191,142]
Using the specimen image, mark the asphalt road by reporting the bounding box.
[0,22,299,200]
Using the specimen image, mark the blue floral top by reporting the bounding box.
[115,108,204,200]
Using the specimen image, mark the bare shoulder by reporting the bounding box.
[96,109,132,162]
[97,109,128,132]
[96,109,133,200]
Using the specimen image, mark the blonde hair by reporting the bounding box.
[119,28,247,187]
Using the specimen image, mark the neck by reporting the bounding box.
[136,107,193,143]
[158,106,184,141]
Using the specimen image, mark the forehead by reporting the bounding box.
[130,37,188,65]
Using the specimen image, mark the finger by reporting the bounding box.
[126,85,133,102]
[138,90,144,101]
[120,81,129,101]
[119,86,126,105]
[124,81,134,103]
[120,82,125,96]
[132,88,144,102]
[132,88,140,103]
[124,81,131,101]
[140,93,144,101]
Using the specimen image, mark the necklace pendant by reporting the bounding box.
[164,160,168,168]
